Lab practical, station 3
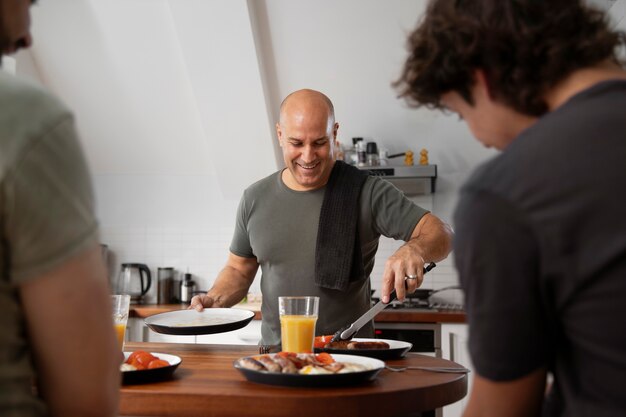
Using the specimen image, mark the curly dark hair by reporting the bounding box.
[394,0,626,116]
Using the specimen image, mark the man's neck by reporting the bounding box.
[545,60,626,111]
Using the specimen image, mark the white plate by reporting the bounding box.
[234,353,384,387]
[315,338,413,359]
[122,351,182,384]
[145,308,255,335]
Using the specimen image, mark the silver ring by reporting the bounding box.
[405,275,418,280]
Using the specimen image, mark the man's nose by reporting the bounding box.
[301,145,315,161]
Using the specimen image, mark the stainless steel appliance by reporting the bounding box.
[372,287,464,357]
[118,263,152,304]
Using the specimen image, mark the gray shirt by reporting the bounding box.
[0,72,98,417]
[454,80,626,417]
[231,170,428,346]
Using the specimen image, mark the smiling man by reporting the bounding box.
[395,1,626,416]
[191,89,452,347]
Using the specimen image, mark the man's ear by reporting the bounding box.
[474,69,495,100]
[276,123,283,147]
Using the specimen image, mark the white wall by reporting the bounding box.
[16,0,622,302]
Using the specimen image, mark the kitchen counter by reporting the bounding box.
[130,302,465,324]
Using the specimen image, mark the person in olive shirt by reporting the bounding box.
[0,1,120,416]
[191,89,453,346]
[395,1,626,416]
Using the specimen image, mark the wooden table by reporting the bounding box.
[120,342,467,417]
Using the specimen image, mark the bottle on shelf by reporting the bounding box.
[179,272,196,304]
[366,142,379,166]
[356,139,367,166]
[345,137,362,165]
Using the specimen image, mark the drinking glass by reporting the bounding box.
[279,296,319,353]
[112,294,131,351]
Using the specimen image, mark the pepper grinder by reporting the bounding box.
[179,273,196,304]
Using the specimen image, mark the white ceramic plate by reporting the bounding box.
[145,308,255,335]
[315,338,413,359]
[234,353,384,387]
[122,352,182,385]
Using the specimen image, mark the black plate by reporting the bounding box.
[234,353,384,388]
[144,308,255,335]
[314,338,412,360]
[122,352,182,385]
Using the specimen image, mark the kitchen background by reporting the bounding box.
[8,0,626,303]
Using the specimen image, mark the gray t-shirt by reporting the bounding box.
[231,170,428,346]
[454,80,626,417]
[0,72,99,417]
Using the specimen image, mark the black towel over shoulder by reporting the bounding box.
[314,160,369,291]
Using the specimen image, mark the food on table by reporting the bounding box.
[346,341,390,350]
[314,336,390,350]
[237,352,369,375]
[313,335,334,349]
[122,350,170,371]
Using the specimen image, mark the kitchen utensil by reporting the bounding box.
[315,338,412,360]
[331,262,436,342]
[144,308,255,335]
[118,263,152,305]
[385,365,469,374]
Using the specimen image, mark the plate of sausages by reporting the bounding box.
[234,352,384,387]
[314,338,413,360]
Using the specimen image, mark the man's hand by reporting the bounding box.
[189,293,215,311]
[381,242,426,302]
[188,253,259,311]
[381,213,453,303]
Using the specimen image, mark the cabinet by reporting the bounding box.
[441,324,473,417]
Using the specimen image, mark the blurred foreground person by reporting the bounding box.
[1,1,120,416]
[396,1,626,416]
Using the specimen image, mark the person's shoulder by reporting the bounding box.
[0,73,74,168]
[243,170,282,196]
[0,72,70,120]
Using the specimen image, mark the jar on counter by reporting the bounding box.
[157,267,174,304]
[179,273,196,303]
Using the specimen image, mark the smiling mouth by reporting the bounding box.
[296,161,320,170]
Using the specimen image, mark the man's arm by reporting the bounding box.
[190,252,259,310]
[381,213,453,302]
[463,369,547,417]
[19,245,120,417]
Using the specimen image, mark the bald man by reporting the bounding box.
[191,89,452,347]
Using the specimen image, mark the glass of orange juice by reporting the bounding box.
[279,296,319,353]
[111,294,131,351]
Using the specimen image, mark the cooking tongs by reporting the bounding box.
[330,262,436,343]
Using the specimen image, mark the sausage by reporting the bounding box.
[324,340,351,349]
[238,357,265,371]
[274,356,298,374]
[347,341,390,350]
[257,355,282,373]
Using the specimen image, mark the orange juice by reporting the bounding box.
[280,315,317,353]
[114,322,126,350]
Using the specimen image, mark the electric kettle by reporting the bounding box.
[118,263,152,304]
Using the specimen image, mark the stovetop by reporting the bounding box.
[371,295,465,312]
